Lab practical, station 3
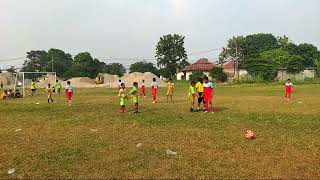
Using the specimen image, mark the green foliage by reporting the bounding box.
[210,67,228,82]
[315,60,320,77]
[242,58,277,80]
[286,55,305,74]
[189,71,204,81]
[296,43,320,68]
[46,49,73,77]
[129,61,158,75]
[156,34,188,78]
[260,48,291,66]
[242,33,279,57]
[104,63,126,77]
[219,36,245,64]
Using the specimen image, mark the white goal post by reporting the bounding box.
[13,72,57,98]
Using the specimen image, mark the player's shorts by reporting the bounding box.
[167,90,173,96]
[66,91,72,100]
[188,95,195,103]
[31,89,36,92]
[47,93,52,98]
[120,98,127,106]
[203,89,212,102]
[132,96,139,104]
[285,87,292,94]
[151,87,158,95]
[198,92,204,103]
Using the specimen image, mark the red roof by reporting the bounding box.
[223,61,235,70]
[181,59,217,72]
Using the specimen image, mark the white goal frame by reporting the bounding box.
[13,72,57,98]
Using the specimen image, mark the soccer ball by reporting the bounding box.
[244,130,255,139]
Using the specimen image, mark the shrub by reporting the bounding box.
[189,71,204,81]
[210,67,228,82]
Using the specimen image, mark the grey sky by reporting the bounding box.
[0,0,319,68]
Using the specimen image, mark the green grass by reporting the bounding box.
[1,83,320,179]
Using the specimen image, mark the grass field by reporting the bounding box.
[1,83,320,179]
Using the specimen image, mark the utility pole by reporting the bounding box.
[235,44,240,79]
[51,55,54,72]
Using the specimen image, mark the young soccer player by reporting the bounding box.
[151,78,158,103]
[203,76,214,113]
[195,77,204,111]
[46,84,54,103]
[130,82,140,113]
[285,79,294,100]
[140,80,146,97]
[117,80,122,90]
[54,80,62,96]
[166,78,174,103]
[118,83,128,113]
[188,81,197,112]
[65,81,74,106]
[30,80,36,96]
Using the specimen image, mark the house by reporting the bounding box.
[176,59,217,80]
[223,61,248,77]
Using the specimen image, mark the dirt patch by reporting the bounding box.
[0,73,15,86]
[107,72,166,88]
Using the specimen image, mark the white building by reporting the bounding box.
[176,59,217,81]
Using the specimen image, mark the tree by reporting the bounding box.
[260,48,291,67]
[156,34,188,78]
[219,36,245,64]
[105,63,126,77]
[296,43,320,68]
[7,66,17,73]
[129,61,158,75]
[21,50,48,72]
[45,48,73,77]
[189,71,205,81]
[242,33,279,58]
[242,58,277,80]
[286,55,305,74]
[66,52,103,78]
[210,67,228,82]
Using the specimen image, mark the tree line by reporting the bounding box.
[19,33,320,81]
[219,34,320,80]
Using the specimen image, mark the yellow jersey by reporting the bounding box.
[195,82,204,93]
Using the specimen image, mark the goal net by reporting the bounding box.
[13,72,56,98]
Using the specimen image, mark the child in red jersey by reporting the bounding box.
[203,76,214,113]
[140,80,146,97]
[285,79,294,100]
[151,78,158,103]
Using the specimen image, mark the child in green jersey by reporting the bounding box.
[130,82,140,113]
[118,83,128,113]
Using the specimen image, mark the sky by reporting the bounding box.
[0,0,319,69]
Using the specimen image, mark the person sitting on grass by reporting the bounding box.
[285,79,294,101]
[203,76,214,113]
[1,90,8,100]
[151,78,158,104]
[46,84,54,103]
[118,83,128,113]
[188,80,197,112]
[14,90,22,98]
[166,78,174,103]
[130,82,140,113]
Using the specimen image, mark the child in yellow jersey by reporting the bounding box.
[195,77,204,111]
[30,80,36,96]
[188,81,197,112]
[166,78,174,103]
[118,83,128,113]
[46,84,54,103]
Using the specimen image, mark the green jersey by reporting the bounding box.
[130,87,139,104]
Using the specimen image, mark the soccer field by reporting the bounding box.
[1,83,320,179]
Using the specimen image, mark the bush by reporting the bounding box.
[189,71,204,81]
[210,67,228,82]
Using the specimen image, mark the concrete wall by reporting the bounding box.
[277,69,315,81]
